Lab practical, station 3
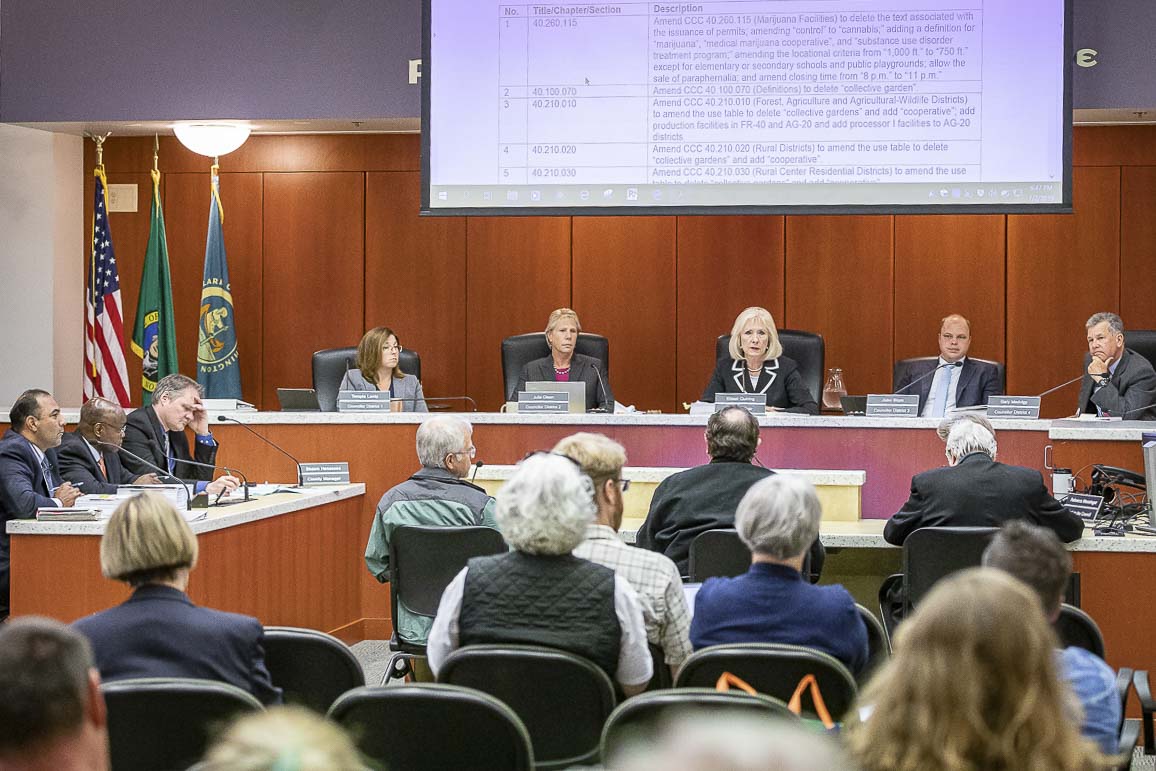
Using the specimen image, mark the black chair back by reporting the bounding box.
[501,332,610,402]
[674,643,857,721]
[687,529,750,582]
[1054,603,1106,658]
[1125,330,1156,371]
[687,528,816,584]
[856,604,889,683]
[262,626,364,713]
[891,356,1007,394]
[391,525,508,621]
[715,329,825,403]
[103,677,262,771]
[600,688,795,760]
[328,684,534,771]
[438,644,617,769]
[903,526,998,612]
[311,346,422,412]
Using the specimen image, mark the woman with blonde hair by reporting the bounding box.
[513,307,614,412]
[701,307,818,414]
[72,492,281,704]
[198,706,368,770]
[845,568,1114,771]
[339,326,427,411]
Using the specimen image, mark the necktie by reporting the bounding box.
[933,365,952,417]
[40,456,56,495]
[97,454,108,480]
[163,435,175,474]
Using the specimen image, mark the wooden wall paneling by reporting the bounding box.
[1073,126,1156,167]
[365,172,466,400]
[892,215,1007,366]
[784,216,895,395]
[1007,166,1121,416]
[572,217,678,412]
[163,172,265,407]
[261,173,365,408]
[157,134,422,174]
[465,217,573,409]
[1121,166,1156,330]
[675,216,785,407]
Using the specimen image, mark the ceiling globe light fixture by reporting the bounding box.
[173,123,251,158]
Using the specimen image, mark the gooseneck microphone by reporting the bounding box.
[174,455,251,502]
[470,460,485,483]
[1034,373,1087,399]
[96,441,194,511]
[217,415,303,485]
[391,395,479,411]
[894,360,961,394]
[590,364,612,413]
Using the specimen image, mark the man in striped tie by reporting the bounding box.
[0,390,82,618]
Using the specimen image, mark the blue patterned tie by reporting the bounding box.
[40,456,56,495]
[933,365,952,417]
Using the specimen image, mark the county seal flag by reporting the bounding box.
[197,171,241,398]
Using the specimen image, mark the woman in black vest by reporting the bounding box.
[425,453,653,695]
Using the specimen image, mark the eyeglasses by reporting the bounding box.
[96,421,127,435]
[616,478,631,492]
[382,345,401,353]
[450,446,477,460]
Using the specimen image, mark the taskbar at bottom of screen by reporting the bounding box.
[428,181,1061,209]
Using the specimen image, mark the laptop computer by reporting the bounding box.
[840,395,868,415]
[276,388,321,412]
[526,381,587,413]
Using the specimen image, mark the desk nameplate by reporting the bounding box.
[867,394,919,418]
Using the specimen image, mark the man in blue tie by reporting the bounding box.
[0,389,82,619]
[893,314,1003,416]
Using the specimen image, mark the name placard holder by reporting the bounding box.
[987,395,1042,419]
[714,393,767,415]
[1059,492,1105,521]
[517,391,569,414]
[866,394,920,417]
[298,462,351,486]
[337,390,394,412]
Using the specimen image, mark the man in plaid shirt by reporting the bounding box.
[554,433,692,676]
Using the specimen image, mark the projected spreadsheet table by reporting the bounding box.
[427,0,1066,209]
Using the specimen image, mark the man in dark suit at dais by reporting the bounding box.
[893,313,1002,417]
[57,398,160,493]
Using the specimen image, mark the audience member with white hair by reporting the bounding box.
[427,453,653,695]
[364,415,497,649]
[689,474,868,674]
[608,713,856,771]
[884,419,1083,545]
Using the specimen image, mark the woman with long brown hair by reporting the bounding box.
[845,568,1115,771]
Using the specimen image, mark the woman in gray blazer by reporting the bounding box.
[339,326,428,412]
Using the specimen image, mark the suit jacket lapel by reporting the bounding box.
[145,407,170,466]
[954,358,976,400]
[732,359,779,394]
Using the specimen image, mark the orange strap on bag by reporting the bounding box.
[714,671,758,695]
[787,674,836,729]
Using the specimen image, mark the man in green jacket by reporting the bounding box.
[365,415,498,646]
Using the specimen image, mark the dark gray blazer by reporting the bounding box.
[893,357,1003,414]
[1077,348,1156,419]
[514,353,614,412]
[56,431,139,494]
[338,369,428,412]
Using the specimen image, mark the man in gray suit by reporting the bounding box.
[1078,312,1156,419]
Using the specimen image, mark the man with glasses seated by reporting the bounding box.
[554,432,692,678]
[365,415,497,648]
[57,398,161,493]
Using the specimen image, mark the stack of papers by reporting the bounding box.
[36,507,100,521]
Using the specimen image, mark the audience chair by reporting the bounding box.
[674,643,858,722]
[384,525,508,683]
[1125,330,1156,371]
[438,644,617,769]
[646,643,673,691]
[600,688,796,761]
[856,603,889,684]
[1134,669,1155,757]
[311,346,422,412]
[715,329,825,403]
[103,677,263,771]
[328,684,534,771]
[891,356,1007,394]
[501,332,610,402]
[1114,667,1141,771]
[262,626,364,713]
[686,529,818,584]
[1054,604,1106,659]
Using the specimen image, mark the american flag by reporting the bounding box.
[84,170,130,406]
